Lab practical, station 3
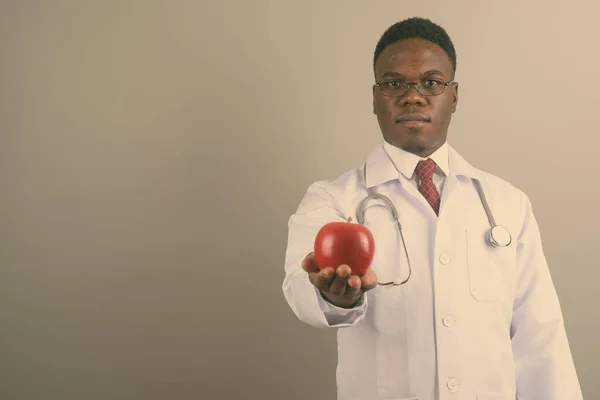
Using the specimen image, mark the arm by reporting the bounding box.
[282,182,370,328]
[511,192,582,399]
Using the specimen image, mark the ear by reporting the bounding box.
[372,85,377,114]
[451,83,459,113]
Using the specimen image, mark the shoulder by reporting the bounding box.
[450,142,534,231]
[450,142,530,206]
[475,168,526,199]
[304,163,363,199]
[470,167,535,234]
[296,162,365,214]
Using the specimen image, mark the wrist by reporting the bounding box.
[320,290,362,309]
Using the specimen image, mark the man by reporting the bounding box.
[282,17,582,400]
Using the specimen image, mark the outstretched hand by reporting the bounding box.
[302,252,378,309]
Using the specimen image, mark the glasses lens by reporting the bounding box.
[419,80,445,96]
[379,80,407,97]
[379,79,447,97]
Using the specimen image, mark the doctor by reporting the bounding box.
[282,17,582,400]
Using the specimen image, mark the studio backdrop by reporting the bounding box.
[1,1,597,399]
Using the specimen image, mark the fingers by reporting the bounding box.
[327,265,352,295]
[308,264,364,297]
[307,264,352,295]
[360,268,378,291]
[307,266,335,292]
[301,252,319,273]
[303,251,379,295]
[344,275,362,298]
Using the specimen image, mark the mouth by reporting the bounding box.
[395,114,431,124]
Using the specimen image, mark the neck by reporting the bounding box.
[384,139,444,158]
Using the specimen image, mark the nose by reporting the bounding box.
[397,84,425,106]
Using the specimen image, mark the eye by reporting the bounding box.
[385,80,404,88]
[422,79,442,88]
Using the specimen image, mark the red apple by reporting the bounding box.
[313,217,375,276]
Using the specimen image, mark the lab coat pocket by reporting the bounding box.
[466,229,515,302]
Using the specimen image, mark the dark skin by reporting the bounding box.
[302,252,377,309]
[373,38,459,157]
[303,38,459,309]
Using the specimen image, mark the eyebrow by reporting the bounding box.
[380,69,447,79]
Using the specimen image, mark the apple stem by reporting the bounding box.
[347,217,353,223]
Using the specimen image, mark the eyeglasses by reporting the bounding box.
[374,78,456,97]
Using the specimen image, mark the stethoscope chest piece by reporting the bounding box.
[489,224,512,247]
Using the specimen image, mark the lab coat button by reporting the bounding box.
[439,253,451,265]
[447,378,460,392]
[442,316,455,327]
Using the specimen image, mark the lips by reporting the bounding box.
[396,114,430,123]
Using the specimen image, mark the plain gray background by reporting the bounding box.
[1,1,597,399]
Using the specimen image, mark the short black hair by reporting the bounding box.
[373,17,457,78]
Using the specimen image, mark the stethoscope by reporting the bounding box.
[355,163,512,286]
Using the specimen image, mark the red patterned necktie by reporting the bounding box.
[415,159,440,215]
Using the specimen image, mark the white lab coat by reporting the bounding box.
[282,141,582,400]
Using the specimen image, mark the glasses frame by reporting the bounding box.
[374,78,457,98]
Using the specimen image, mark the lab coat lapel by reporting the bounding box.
[439,145,482,217]
[400,171,439,219]
[365,144,441,218]
[365,142,482,219]
[364,144,398,189]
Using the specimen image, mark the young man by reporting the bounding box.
[282,17,582,400]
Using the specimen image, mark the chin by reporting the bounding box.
[400,143,428,155]
[385,135,428,154]
[391,129,441,154]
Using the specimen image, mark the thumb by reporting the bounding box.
[301,252,319,273]
[360,268,378,291]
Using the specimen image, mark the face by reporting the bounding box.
[373,38,458,157]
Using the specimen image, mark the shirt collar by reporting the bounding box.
[382,139,450,180]
[364,138,481,188]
